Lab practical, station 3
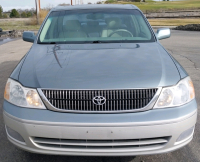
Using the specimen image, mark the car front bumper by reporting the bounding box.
[3,100,197,156]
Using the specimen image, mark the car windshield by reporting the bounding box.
[38,9,155,44]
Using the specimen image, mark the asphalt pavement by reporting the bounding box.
[0,30,200,162]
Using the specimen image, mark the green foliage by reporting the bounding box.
[21,12,27,18]
[26,12,32,17]
[105,0,140,2]
[105,0,200,12]
[21,11,32,18]
[104,0,115,4]
[3,14,8,18]
[10,9,20,18]
[0,5,3,18]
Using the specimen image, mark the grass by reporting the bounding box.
[0,18,200,31]
[0,20,40,31]
[0,10,49,31]
[149,18,200,26]
[107,0,200,12]
[0,4,200,31]
[26,10,49,25]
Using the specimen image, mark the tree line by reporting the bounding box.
[0,2,108,19]
[0,5,35,18]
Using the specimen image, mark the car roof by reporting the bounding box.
[52,4,139,11]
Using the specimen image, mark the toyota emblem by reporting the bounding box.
[92,96,106,105]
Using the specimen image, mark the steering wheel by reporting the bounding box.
[108,29,133,37]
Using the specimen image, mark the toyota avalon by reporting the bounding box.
[3,4,197,156]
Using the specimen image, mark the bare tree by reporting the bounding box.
[30,8,36,13]
[17,9,23,14]
[44,4,54,11]
[88,2,92,4]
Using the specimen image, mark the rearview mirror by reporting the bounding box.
[156,28,170,40]
[23,31,36,43]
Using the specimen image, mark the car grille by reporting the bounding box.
[32,136,170,151]
[42,89,158,112]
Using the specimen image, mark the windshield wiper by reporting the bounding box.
[92,40,102,43]
[91,40,130,44]
[38,42,58,44]
[91,40,112,44]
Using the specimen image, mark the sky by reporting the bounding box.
[0,0,100,12]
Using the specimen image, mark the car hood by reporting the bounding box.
[18,43,180,89]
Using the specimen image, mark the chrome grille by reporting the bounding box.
[41,89,158,112]
[32,136,170,151]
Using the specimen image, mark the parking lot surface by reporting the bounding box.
[0,30,200,162]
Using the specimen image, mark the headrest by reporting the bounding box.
[105,17,122,29]
[65,20,81,31]
[87,21,99,26]
[86,13,104,20]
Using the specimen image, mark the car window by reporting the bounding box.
[38,9,155,44]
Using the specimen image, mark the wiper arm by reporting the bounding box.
[91,40,110,44]
[38,42,57,44]
[92,40,102,43]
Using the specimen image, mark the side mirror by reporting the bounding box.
[23,31,36,43]
[156,28,170,40]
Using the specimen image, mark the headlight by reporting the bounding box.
[4,78,45,109]
[154,76,195,108]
